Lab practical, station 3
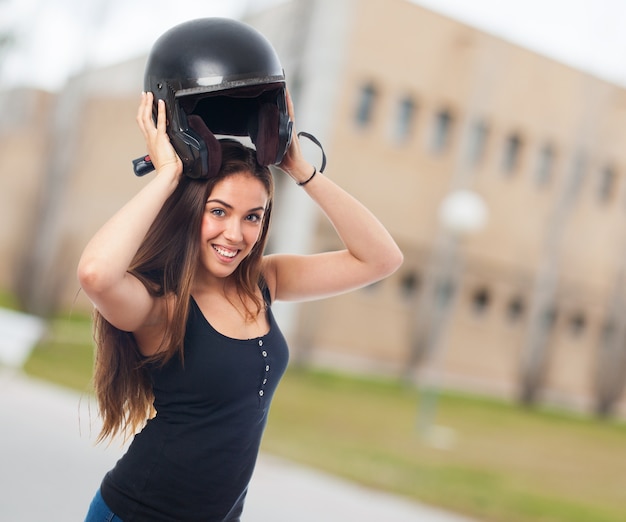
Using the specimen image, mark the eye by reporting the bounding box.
[246,213,262,223]
[209,208,226,217]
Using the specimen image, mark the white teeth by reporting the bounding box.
[213,245,237,258]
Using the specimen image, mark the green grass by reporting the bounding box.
[262,369,626,522]
[22,311,95,394]
[0,289,20,310]
[19,314,626,522]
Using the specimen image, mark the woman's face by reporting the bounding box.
[198,172,269,281]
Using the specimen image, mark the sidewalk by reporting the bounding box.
[0,369,477,522]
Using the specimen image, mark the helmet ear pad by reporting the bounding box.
[186,115,222,178]
[252,103,280,166]
[249,93,293,166]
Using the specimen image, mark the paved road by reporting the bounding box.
[0,369,477,521]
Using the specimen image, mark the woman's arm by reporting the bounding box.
[264,171,403,302]
[77,93,183,332]
[263,92,403,302]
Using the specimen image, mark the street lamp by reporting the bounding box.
[438,190,488,236]
[417,189,488,447]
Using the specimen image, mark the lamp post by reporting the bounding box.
[417,189,488,447]
[437,190,488,237]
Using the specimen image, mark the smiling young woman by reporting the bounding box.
[78,19,402,522]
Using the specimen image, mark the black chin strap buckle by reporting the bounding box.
[132,155,154,176]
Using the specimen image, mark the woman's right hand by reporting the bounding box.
[136,92,183,179]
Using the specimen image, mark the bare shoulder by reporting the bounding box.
[260,255,280,302]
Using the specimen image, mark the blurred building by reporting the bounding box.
[1,0,625,416]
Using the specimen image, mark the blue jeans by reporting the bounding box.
[84,489,124,522]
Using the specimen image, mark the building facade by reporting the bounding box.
[1,0,625,415]
[250,0,626,416]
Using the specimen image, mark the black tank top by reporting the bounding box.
[100,289,289,521]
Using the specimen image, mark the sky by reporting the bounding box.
[414,0,626,85]
[1,0,626,91]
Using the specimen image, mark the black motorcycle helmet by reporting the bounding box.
[138,17,293,179]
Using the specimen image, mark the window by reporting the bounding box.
[568,312,586,337]
[431,109,453,153]
[598,165,616,203]
[467,120,488,165]
[507,296,525,322]
[393,95,416,143]
[471,287,490,315]
[502,133,523,174]
[400,271,420,299]
[355,83,377,127]
[535,143,555,186]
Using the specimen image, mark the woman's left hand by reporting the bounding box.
[277,90,316,184]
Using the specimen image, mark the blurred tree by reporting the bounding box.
[0,2,15,64]
[518,155,585,405]
[0,32,12,51]
[14,0,111,316]
[15,79,86,315]
[593,252,626,417]
[13,0,115,317]
[407,39,498,387]
[519,79,614,408]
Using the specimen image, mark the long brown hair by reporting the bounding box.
[92,139,274,442]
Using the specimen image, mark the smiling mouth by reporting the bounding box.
[212,245,239,259]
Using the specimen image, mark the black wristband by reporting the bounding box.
[296,166,317,186]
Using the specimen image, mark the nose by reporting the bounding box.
[223,217,243,243]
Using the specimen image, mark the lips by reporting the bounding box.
[212,245,239,259]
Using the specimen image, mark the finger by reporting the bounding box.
[145,92,157,128]
[136,92,147,132]
[138,92,155,135]
[156,98,167,134]
[285,88,295,120]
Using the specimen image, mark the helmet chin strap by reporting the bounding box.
[296,132,327,173]
[185,115,222,178]
[132,128,326,179]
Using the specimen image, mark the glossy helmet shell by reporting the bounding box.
[144,17,292,178]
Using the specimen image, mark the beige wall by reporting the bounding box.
[0,90,54,296]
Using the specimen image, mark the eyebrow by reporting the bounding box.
[206,198,266,213]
